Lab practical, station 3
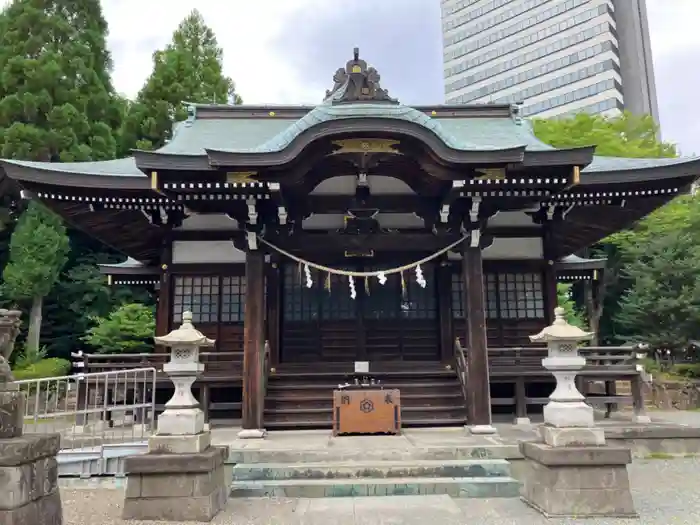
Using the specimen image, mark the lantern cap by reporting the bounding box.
[529,307,594,343]
[153,311,215,347]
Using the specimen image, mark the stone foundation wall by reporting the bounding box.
[0,434,63,525]
[644,380,700,410]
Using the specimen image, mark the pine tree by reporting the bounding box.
[616,233,700,351]
[2,201,69,351]
[0,0,123,161]
[120,9,241,153]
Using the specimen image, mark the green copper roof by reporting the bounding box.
[159,103,551,155]
[1,157,143,177]
[219,103,506,153]
[2,102,700,181]
[583,155,700,173]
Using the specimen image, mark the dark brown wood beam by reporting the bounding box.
[155,235,173,341]
[262,232,463,253]
[242,251,266,431]
[462,240,493,429]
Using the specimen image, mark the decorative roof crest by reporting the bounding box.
[325,48,399,105]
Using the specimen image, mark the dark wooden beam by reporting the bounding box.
[155,235,173,339]
[542,225,558,324]
[303,194,436,214]
[172,225,542,243]
[261,232,463,253]
[242,251,266,430]
[462,240,493,429]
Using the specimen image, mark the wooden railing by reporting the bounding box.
[453,338,468,403]
[72,351,243,381]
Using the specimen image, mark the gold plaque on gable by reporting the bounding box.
[474,168,506,181]
[226,171,258,184]
[331,138,401,155]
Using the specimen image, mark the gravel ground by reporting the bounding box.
[61,457,700,525]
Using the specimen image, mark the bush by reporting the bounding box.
[12,357,71,380]
[671,363,700,379]
[83,303,155,354]
[12,345,48,370]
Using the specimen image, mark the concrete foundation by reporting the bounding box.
[0,433,63,525]
[122,445,230,522]
[519,441,637,518]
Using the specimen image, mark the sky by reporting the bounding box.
[10,0,700,154]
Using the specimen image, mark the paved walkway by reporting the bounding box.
[62,456,700,525]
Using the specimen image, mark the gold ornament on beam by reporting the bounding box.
[331,138,401,155]
[226,171,258,184]
[572,165,581,185]
[325,273,332,294]
[400,270,406,299]
[365,276,370,295]
[474,168,506,181]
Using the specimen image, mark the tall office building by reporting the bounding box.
[442,0,659,121]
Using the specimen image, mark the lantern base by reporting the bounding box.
[540,424,605,447]
[543,400,594,428]
[148,431,211,454]
[519,441,637,518]
[122,446,229,522]
[157,407,205,436]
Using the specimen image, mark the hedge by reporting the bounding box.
[12,358,71,381]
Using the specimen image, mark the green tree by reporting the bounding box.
[532,111,677,158]
[83,303,155,354]
[533,111,679,343]
[0,0,123,161]
[615,233,700,351]
[557,283,586,329]
[1,201,69,351]
[120,9,241,153]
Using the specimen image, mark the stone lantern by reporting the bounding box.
[122,312,229,522]
[152,310,214,441]
[529,306,603,446]
[519,307,637,518]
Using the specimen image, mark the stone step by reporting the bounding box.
[232,459,512,481]
[230,476,520,498]
[227,444,521,464]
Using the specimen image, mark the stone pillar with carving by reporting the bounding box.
[0,309,63,525]
[122,312,229,522]
[519,307,637,518]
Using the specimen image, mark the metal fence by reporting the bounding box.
[15,367,157,450]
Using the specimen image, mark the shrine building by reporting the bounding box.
[1,49,698,431]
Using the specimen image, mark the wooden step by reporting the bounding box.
[262,362,465,429]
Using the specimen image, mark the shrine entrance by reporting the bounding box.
[280,262,440,363]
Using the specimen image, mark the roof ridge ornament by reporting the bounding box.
[325,47,399,105]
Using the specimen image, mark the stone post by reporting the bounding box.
[122,312,229,522]
[0,309,63,525]
[519,307,637,518]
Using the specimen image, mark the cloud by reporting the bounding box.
[265,0,444,106]
[646,0,700,154]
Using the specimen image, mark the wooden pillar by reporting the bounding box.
[462,241,493,428]
[242,251,265,430]
[542,226,558,324]
[155,237,173,354]
[437,261,454,363]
